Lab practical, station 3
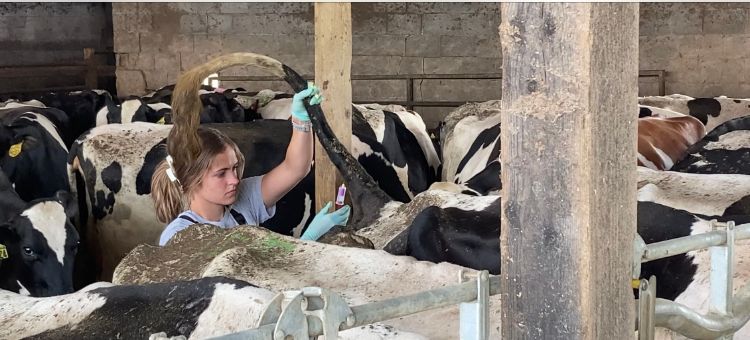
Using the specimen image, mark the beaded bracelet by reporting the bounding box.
[292,119,311,132]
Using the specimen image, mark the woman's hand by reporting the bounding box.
[291,82,323,122]
[300,201,351,241]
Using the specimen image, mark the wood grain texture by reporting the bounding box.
[499,3,639,339]
[314,3,353,212]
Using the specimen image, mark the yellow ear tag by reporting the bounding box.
[156,117,165,124]
[0,244,8,260]
[8,141,22,158]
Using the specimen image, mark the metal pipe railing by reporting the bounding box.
[211,274,500,340]
[641,222,750,263]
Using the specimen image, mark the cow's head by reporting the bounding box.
[0,191,79,296]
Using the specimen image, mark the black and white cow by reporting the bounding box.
[639,94,750,133]
[140,84,251,123]
[0,106,71,202]
[437,100,501,196]
[0,169,79,297]
[672,115,750,175]
[250,95,442,203]
[1,90,113,148]
[69,120,315,281]
[95,97,172,125]
[0,276,427,339]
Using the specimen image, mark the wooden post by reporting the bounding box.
[83,48,98,89]
[499,3,638,339]
[314,3,352,212]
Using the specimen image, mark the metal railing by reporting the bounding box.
[210,270,498,340]
[209,69,667,110]
[635,220,750,339]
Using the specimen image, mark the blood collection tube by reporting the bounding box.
[335,183,347,210]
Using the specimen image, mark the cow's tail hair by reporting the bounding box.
[168,52,290,181]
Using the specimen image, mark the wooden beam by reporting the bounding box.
[314,3,352,212]
[83,47,98,89]
[499,3,638,339]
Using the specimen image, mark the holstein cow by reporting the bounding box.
[438,100,501,195]
[0,170,79,297]
[249,94,442,202]
[637,114,706,170]
[0,276,427,340]
[95,97,172,125]
[639,94,750,132]
[141,84,251,123]
[0,105,71,202]
[672,115,750,175]
[308,85,750,337]
[1,90,113,147]
[69,120,315,281]
[113,225,499,339]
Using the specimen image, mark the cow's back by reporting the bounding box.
[637,115,706,170]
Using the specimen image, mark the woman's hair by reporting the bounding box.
[151,127,245,223]
[151,52,283,223]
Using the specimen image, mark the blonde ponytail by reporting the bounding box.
[151,160,186,223]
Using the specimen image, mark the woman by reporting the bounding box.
[152,83,350,245]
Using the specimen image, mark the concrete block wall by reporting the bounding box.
[112,2,502,128]
[0,3,112,93]
[639,3,750,97]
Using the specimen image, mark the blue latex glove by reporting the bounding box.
[300,201,351,241]
[291,82,323,122]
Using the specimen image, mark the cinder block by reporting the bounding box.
[371,3,407,13]
[222,33,277,55]
[672,35,703,59]
[721,35,750,60]
[168,3,221,14]
[116,69,147,97]
[704,8,749,34]
[387,14,421,35]
[353,34,405,56]
[179,52,205,71]
[405,34,440,57]
[424,57,500,74]
[668,5,703,35]
[399,56,424,74]
[407,3,479,14]
[353,56,403,75]
[180,14,207,33]
[639,35,679,64]
[112,3,138,15]
[664,56,700,84]
[207,14,232,34]
[637,79,661,97]
[193,34,223,54]
[219,2,248,14]
[639,3,672,36]
[414,79,501,102]
[353,11,387,34]
[696,34,726,61]
[166,34,194,54]
[422,14,462,35]
[247,3,310,14]
[667,82,703,97]
[276,53,314,75]
[440,35,500,58]
[275,34,315,55]
[139,32,168,53]
[352,79,406,101]
[459,13,500,37]
[114,31,140,53]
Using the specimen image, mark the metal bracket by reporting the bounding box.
[637,276,656,340]
[458,269,489,340]
[258,287,354,340]
[632,234,647,280]
[710,220,735,340]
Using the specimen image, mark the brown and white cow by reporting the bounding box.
[637,115,706,170]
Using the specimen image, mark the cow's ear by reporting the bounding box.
[0,224,16,260]
[54,191,78,219]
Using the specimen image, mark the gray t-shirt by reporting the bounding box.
[158,176,276,246]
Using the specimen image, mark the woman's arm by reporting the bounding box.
[261,85,320,207]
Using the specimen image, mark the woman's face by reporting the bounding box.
[194,146,240,206]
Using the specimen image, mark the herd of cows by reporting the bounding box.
[2,70,750,338]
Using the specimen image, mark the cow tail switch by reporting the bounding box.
[335,183,347,210]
